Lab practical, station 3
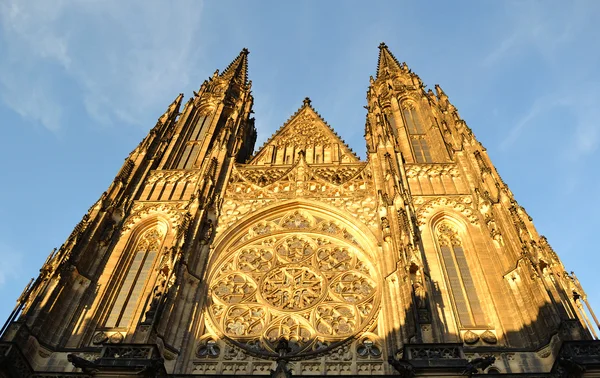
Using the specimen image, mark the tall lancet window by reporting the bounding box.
[106,228,164,328]
[436,222,487,327]
[402,104,432,163]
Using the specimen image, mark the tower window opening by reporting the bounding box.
[436,222,487,327]
[403,107,424,134]
[105,228,163,328]
[411,137,432,163]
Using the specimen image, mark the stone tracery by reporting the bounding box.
[207,210,380,357]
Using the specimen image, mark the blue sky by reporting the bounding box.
[0,1,599,330]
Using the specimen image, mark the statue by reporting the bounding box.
[462,356,495,376]
[413,273,427,309]
[200,219,214,245]
[388,357,414,378]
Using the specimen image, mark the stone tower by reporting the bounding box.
[1,45,598,378]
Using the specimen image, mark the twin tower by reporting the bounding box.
[1,45,598,378]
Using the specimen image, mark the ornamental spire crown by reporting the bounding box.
[220,47,250,85]
[376,42,404,79]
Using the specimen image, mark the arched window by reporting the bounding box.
[403,107,424,134]
[402,104,432,163]
[173,111,213,169]
[436,222,486,327]
[105,228,164,328]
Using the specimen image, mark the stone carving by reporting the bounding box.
[199,219,214,245]
[275,111,330,148]
[196,339,220,358]
[312,166,364,185]
[412,272,427,310]
[108,332,124,344]
[437,223,462,246]
[145,170,200,185]
[280,211,313,229]
[237,167,292,187]
[207,228,379,357]
[223,209,372,253]
[217,163,377,237]
[405,164,460,178]
[415,196,477,225]
[91,331,108,345]
[122,202,186,231]
[480,330,498,344]
[232,162,371,195]
[357,338,382,359]
[408,345,462,359]
[463,330,480,345]
[262,266,325,310]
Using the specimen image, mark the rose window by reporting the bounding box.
[207,229,379,357]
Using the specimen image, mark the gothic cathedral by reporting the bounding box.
[1,45,599,378]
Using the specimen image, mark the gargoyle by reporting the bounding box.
[463,355,496,376]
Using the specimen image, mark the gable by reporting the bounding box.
[249,100,360,165]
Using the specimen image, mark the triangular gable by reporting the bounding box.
[249,99,360,165]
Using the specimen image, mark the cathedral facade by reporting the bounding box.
[1,44,599,378]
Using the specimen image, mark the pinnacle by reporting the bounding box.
[303,97,312,107]
[220,48,250,84]
[376,42,402,79]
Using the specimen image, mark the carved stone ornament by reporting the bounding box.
[109,332,124,344]
[122,202,186,231]
[196,338,221,358]
[480,330,498,344]
[206,223,379,358]
[92,331,108,345]
[272,109,333,149]
[145,170,200,185]
[405,163,460,179]
[218,163,377,235]
[415,196,478,225]
[357,338,382,359]
[228,211,364,251]
[463,330,480,345]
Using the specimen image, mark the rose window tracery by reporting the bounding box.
[207,216,379,357]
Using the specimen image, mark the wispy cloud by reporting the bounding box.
[486,1,600,160]
[483,1,584,66]
[499,96,548,150]
[0,0,205,132]
[563,94,600,161]
[0,241,23,288]
[500,91,600,161]
[483,32,519,67]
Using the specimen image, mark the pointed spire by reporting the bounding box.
[158,93,184,124]
[376,42,402,79]
[220,48,249,84]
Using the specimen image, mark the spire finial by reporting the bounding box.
[376,42,402,79]
[303,97,312,107]
[220,48,250,84]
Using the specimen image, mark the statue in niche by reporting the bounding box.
[200,219,214,245]
[381,217,391,241]
[99,219,116,246]
[412,271,427,309]
[142,268,168,324]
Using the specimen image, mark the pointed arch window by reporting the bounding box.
[402,104,432,163]
[411,138,432,163]
[106,228,164,328]
[403,107,424,134]
[436,222,486,327]
[173,111,213,169]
